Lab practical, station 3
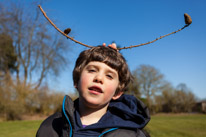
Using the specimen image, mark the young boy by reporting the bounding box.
[36,44,150,137]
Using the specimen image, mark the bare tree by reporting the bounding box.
[132,65,166,110]
[127,70,141,98]
[0,1,69,89]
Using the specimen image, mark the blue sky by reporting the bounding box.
[6,0,206,99]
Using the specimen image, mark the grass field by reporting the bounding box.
[0,120,42,137]
[147,114,206,137]
[0,114,206,137]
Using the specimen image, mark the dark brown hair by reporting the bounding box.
[73,46,133,95]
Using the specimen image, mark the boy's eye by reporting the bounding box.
[88,69,96,73]
[106,74,113,79]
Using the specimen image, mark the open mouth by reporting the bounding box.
[88,86,103,93]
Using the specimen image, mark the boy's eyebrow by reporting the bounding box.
[85,64,97,69]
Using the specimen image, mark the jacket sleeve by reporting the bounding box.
[136,129,148,137]
[141,129,151,137]
[36,112,64,137]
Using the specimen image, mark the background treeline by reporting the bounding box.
[0,80,65,120]
[0,1,202,121]
[127,65,198,114]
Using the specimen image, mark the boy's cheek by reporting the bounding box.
[105,83,118,93]
[78,75,89,91]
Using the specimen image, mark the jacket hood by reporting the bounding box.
[69,94,150,131]
[110,94,150,128]
[82,94,150,130]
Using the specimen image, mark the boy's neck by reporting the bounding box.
[78,100,109,126]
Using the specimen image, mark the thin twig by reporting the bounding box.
[38,5,94,48]
[38,5,191,50]
[118,24,190,50]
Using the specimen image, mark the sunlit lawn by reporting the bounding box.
[0,120,42,137]
[147,114,206,137]
[0,114,206,137]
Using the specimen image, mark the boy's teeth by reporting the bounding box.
[89,87,102,93]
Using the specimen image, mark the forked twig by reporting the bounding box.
[38,5,192,50]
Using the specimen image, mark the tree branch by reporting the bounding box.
[38,5,192,51]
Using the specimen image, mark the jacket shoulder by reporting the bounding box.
[104,128,148,137]
[36,112,64,137]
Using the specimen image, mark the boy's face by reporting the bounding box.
[77,61,122,109]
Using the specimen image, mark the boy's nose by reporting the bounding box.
[94,73,103,84]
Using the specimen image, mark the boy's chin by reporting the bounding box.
[81,99,109,109]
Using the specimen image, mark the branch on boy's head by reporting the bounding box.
[38,5,192,51]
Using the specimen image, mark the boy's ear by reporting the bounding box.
[112,92,123,100]
[74,84,78,89]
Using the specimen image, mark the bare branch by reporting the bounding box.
[38,5,192,51]
[38,5,94,49]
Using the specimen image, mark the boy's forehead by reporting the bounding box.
[86,61,118,73]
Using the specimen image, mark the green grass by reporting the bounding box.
[0,114,206,137]
[147,114,206,137]
[0,120,42,137]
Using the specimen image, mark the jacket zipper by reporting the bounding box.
[62,96,73,137]
[63,96,119,137]
[98,128,118,137]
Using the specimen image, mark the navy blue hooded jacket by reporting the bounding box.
[36,94,150,137]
